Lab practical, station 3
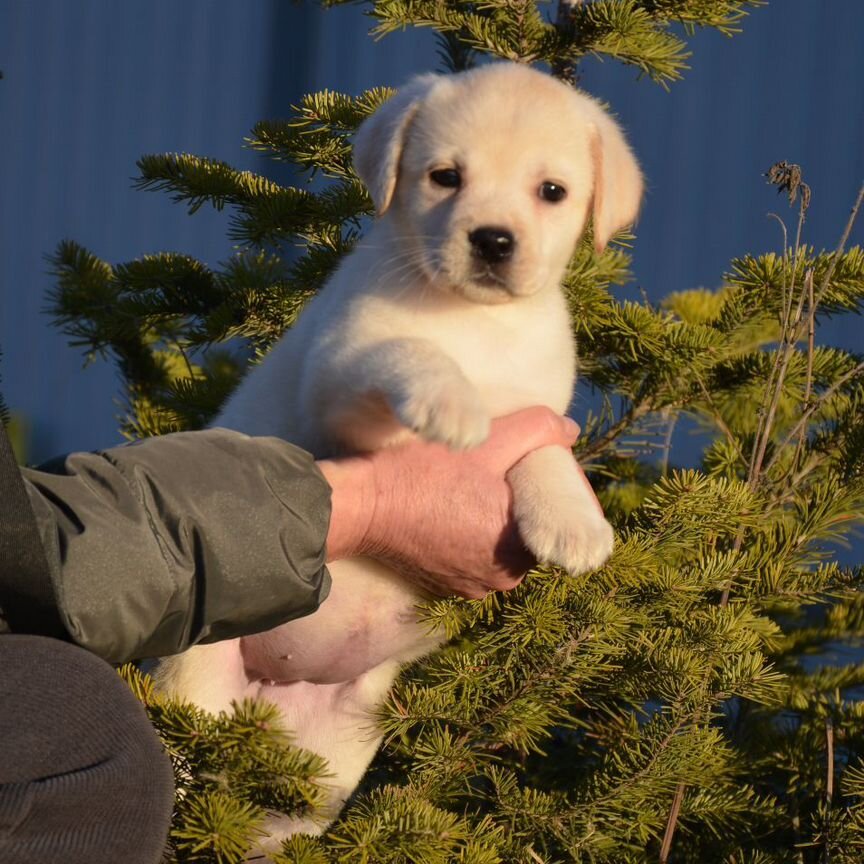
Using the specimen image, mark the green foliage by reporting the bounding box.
[120,665,330,862]
[43,0,864,861]
[327,0,764,84]
[46,85,388,439]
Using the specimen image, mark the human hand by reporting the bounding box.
[317,406,586,599]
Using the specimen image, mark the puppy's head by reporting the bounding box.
[353,63,643,304]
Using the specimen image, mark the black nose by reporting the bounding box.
[468,227,516,263]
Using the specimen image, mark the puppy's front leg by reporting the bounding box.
[323,338,490,451]
[507,447,614,575]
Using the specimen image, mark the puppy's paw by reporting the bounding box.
[394,375,490,450]
[515,502,615,575]
[508,445,614,575]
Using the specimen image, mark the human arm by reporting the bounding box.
[1,408,584,662]
[320,406,582,599]
[6,429,332,663]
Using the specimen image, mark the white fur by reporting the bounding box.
[154,62,642,852]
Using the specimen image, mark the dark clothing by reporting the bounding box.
[0,428,336,863]
[1,428,333,663]
[0,635,175,864]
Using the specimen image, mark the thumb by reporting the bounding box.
[480,406,580,472]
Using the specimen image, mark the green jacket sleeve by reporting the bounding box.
[4,429,332,663]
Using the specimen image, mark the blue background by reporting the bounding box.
[1,0,862,461]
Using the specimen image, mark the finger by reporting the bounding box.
[481,406,580,472]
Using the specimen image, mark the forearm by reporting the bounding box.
[317,456,375,562]
[0,407,583,660]
[318,408,584,599]
[9,430,333,663]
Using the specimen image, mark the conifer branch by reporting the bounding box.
[796,269,817,464]
[812,181,864,311]
[578,399,654,462]
[764,359,864,476]
[693,372,746,467]
[746,163,812,484]
[659,780,684,862]
[747,177,864,489]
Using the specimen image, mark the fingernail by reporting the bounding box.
[564,417,581,438]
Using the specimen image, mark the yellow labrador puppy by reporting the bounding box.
[156,61,642,845]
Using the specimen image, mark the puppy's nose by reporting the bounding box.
[468,227,516,263]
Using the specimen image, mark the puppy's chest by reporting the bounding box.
[411,306,576,415]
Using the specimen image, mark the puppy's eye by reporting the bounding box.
[539,181,567,203]
[430,168,462,189]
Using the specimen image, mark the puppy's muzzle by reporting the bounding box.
[469,227,516,264]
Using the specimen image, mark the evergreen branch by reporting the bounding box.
[250,88,388,150]
[725,248,864,324]
[745,180,864,489]
[747,268,812,485]
[370,0,536,61]
[248,89,390,178]
[764,360,864,477]
[692,370,747,467]
[172,791,266,861]
[577,398,654,462]
[555,0,692,85]
[135,153,291,214]
[660,469,768,856]
[435,29,479,72]
[227,180,369,247]
[749,166,812,483]
[745,163,816,485]
[795,270,818,466]
[812,181,864,312]
[643,0,765,34]
[551,0,582,84]
[583,710,696,814]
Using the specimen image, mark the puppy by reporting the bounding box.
[155,62,642,847]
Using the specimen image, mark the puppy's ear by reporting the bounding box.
[353,74,441,215]
[586,104,643,254]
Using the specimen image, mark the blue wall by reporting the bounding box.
[581,0,864,336]
[1,1,286,457]
[1,0,861,461]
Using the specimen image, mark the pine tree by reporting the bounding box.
[39,1,864,861]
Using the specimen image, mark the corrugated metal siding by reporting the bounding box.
[0,0,861,461]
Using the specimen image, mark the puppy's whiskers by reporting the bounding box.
[365,248,428,289]
[365,242,445,301]
[367,235,432,281]
[380,253,430,287]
